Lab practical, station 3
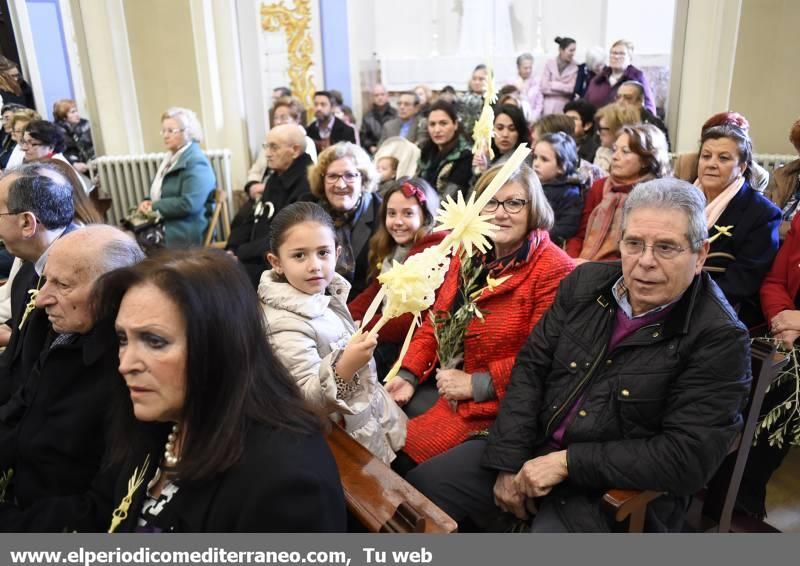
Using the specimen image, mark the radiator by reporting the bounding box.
[89,149,233,226]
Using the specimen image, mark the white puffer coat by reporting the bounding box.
[259,270,406,464]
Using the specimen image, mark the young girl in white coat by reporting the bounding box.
[259,202,406,464]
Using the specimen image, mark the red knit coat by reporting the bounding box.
[761,213,800,322]
[348,231,448,344]
[400,230,575,463]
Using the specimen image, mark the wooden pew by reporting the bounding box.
[326,424,458,533]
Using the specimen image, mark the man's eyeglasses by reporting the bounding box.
[483,198,528,214]
[160,128,185,136]
[619,239,698,260]
[324,171,361,184]
[0,211,23,218]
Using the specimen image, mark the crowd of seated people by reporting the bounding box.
[1,39,800,534]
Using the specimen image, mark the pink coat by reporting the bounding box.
[540,58,578,115]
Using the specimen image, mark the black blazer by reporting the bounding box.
[346,191,382,299]
[227,153,315,286]
[0,421,347,532]
[0,320,122,510]
[306,117,357,149]
[705,181,781,327]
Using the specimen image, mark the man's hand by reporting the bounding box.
[514,451,569,499]
[385,378,414,406]
[493,471,529,520]
[435,368,473,401]
[249,183,265,201]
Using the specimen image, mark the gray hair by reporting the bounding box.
[161,106,203,143]
[516,53,534,67]
[98,233,146,274]
[622,178,708,252]
[585,46,607,70]
[620,80,644,100]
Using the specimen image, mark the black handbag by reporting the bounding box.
[121,209,166,254]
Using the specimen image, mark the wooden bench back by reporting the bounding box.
[326,425,457,533]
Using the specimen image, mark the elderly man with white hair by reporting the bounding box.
[0,225,144,525]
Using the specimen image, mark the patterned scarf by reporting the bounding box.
[579,174,654,260]
[324,197,363,282]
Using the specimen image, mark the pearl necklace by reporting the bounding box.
[164,424,180,467]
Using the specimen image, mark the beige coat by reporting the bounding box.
[259,270,406,464]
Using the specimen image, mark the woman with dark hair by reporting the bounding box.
[1,102,25,169]
[695,124,780,328]
[348,177,444,378]
[0,249,347,531]
[20,120,66,164]
[472,104,530,175]
[673,111,770,192]
[540,37,579,115]
[566,123,671,261]
[417,100,473,199]
[385,164,575,473]
[0,56,35,110]
[52,99,96,174]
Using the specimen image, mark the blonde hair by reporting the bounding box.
[10,108,40,132]
[611,39,635,55]
[308,142,378,199]
[472,163,554,233]
[595,103,640,135]
[161,107,203,143]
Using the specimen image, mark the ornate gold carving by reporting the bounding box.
[261,0,317,115]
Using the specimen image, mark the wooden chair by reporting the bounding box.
[203,189,231,248]
[603,338,789,532]
[326,424,458,533]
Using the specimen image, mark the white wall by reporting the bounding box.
[362,0,675,93]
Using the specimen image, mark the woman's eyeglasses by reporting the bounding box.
[324,171,361,184]
[19,139,44,149]
[482,198,528,214]
[160,128,186,136]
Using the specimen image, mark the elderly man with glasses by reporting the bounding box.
[407,178,750,532]
[227,124,314,287]
[0,163,78,406]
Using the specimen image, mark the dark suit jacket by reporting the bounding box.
[306,117,356,152]
[227,153,315,286]
[379,115,429,147]
[705,181,781,327]
[0,262,48,409]
[346,191,382,299]
[0,319,122,510]
[0,421,347,532]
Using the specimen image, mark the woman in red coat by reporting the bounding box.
[385,164,575,470]
[348,177,445,379]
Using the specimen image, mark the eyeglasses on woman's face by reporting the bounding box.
[19,138,44,149]
[482,198,528,214]
[324,171,361,185]
[160,127,186,136]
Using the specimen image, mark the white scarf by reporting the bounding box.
[149,142,192,202]
[694,175,745,228]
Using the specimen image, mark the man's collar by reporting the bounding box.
[33,225,70,275]
[611,276,685,320]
